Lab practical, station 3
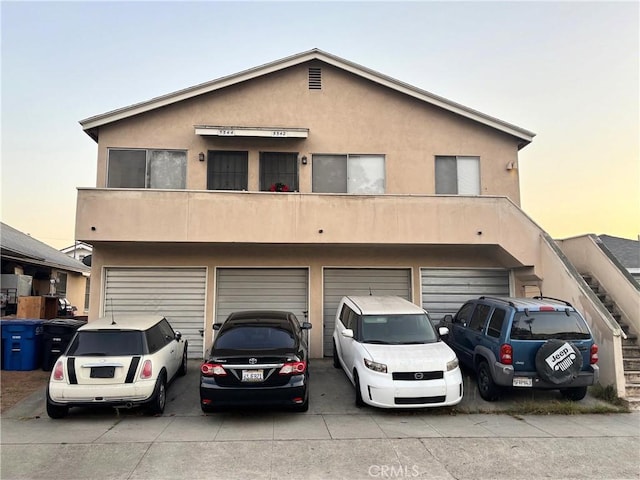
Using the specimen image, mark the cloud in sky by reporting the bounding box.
[1,1,638,247]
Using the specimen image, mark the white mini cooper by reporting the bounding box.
[46,315,188,418]
[332,296,463,409]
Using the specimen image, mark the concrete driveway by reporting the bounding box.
[2,359,639,480]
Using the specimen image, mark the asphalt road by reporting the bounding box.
[1,359,639,480]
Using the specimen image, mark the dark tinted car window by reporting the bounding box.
[510,311,591,340]
[146,325,168,353]
[486,308,506,338]
[361,314,437,344]
[158,319,176,341]
[67,331,145,356]
[455,303,475,324]
[469,304,491,332]
[215,325,296,350]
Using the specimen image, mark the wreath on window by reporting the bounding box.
[269,182,290,192]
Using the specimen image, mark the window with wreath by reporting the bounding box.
[260,152,298,192]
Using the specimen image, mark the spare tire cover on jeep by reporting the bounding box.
[534,339,583,385]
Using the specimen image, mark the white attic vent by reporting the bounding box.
[308,67,322,90]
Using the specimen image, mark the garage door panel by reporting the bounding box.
[421,268,509,323]
[104,268,206,359]
[323,268,411,356]
[216,269,308,326]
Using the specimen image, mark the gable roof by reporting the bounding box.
[60,241,93,255]
[80,48,535,148]
[1,223,90,274]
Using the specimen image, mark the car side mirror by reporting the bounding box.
[301,322,312,330]
[438,326,450,338]
[341,329,354,338]
[443,314,453,323]
[175,331,182,341]
[213,323,223,331]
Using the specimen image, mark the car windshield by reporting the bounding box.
[510,311,591,340]
[361,314,437,344]
[214,325,296,350]
[66,330,145,356]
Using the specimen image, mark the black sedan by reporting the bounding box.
[200,310,312,412]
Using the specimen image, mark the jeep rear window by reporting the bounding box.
[510,311,591,340]
[214,326,295,350]
[66,331,145,356]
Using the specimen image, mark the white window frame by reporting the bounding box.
[107,148,187,189]
[435,155,481,195]
[312,154,385,194]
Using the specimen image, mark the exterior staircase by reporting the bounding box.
[582,274,640,409]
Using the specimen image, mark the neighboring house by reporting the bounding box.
[598,235,640,283]
[60,241,93,264]
[1,222,90,313]
[60,241,93,313]
[76,49,626,396]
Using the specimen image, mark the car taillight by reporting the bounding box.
[590,344,598,364]
[201,363,227,377]
[539,306,555,311]
[500,344,513,365]
[53,360,64,381]
[279,361,306,375]
[140,360,153,379]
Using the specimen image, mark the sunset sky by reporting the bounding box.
[1,1,638,248]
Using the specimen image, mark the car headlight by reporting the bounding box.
[446,357,459,371]
[364,358,387,373]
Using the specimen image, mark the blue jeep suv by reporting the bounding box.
[441,296,599,401]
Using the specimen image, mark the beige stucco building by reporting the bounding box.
[76,49,627,395]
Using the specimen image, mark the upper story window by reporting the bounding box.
[207,151,248,190]
[435,156,480,195]
[312,154,385,194]
[260,152,298,191]
[107,149,186,189]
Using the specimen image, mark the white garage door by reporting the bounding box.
[215,268,309,326]
[323,268,411,356]
[104,267,207,359]
[421,268,510,323]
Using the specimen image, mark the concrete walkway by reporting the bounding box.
[2,360,639,479]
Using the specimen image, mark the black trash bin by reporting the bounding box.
[42,318,87,371]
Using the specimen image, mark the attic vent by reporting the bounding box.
[308,67,322,90]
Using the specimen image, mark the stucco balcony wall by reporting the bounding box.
[76,189,540,265]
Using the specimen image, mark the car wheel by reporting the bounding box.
[477,361,500,401]
[535,340,583,386]
[332,341,340,369]
[201,403,215,414]
[148,373,167,415]
[560,386,588,401]
[177,345,188,377]
[354,370,365,407]
[46,388,68,419]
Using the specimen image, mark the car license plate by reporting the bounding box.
[513,377,532,387]
[242,369,264,382]
[90,366,115,379]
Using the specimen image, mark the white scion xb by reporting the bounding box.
[332,296,463,408]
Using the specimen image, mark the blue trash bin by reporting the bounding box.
[1,319,44,370]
